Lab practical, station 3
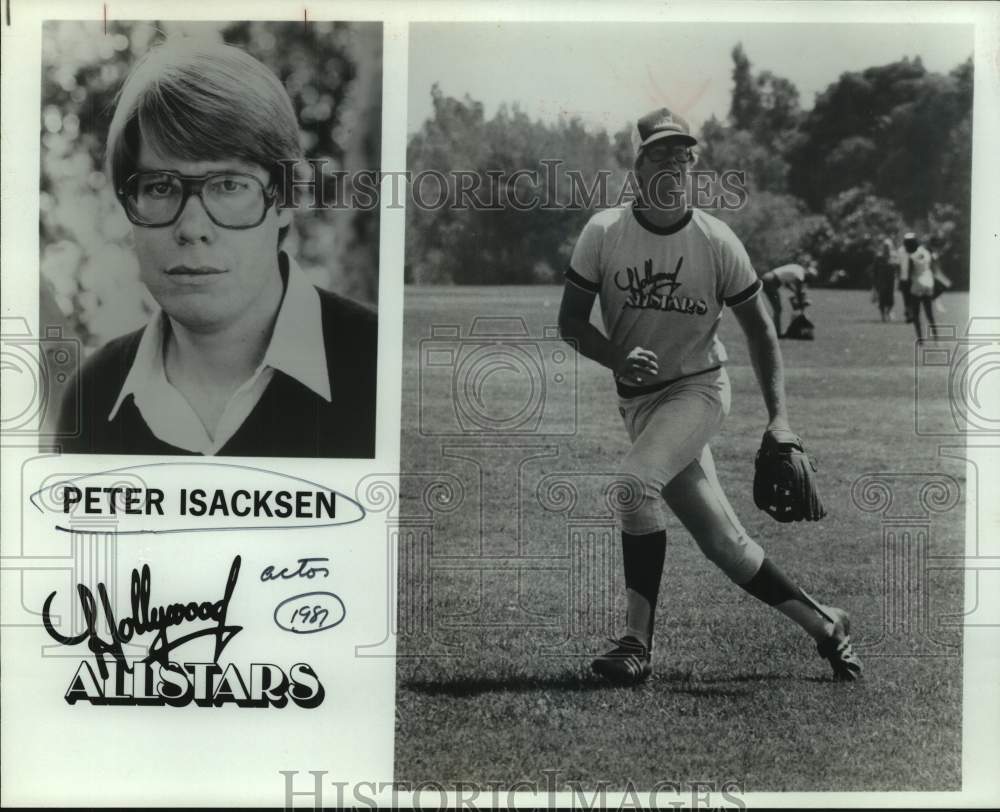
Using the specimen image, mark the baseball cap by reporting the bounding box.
[635,107,697,150]
[903,231,918,240]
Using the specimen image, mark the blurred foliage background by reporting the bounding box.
[406,45,973,289]
[40,19,382,351]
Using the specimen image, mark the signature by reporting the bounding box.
[41,556,243,681]
[614,256,684,299]
[260,557,330,582]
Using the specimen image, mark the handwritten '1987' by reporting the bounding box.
[273,592,345,634]
[292,604,329,627]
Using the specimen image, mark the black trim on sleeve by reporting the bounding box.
[565,266,600,293]
[630,205,693,236]
[724,278,762,307]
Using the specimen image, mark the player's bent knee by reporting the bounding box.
[614,465,668,535]
[617,499,667,535]
[619,514,667,535]
[616,487,667,535]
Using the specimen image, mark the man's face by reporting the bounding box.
[635,138,692,209]
[131,140,291,334]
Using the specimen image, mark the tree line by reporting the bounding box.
[406,46,973,289]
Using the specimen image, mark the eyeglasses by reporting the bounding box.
[643,144,694,165]
[119,171,277,229]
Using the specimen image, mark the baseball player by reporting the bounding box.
[760,260,817,337]
[899,232,937,340]
[871,238,898,322]
[558,107,861,684]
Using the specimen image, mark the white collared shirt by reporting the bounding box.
[108,253,331,455]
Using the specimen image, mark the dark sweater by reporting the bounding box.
[57,288,377,458]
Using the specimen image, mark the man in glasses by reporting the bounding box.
[58,39,377,457]
[559,107,860,684]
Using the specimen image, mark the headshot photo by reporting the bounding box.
[41,21,382,457]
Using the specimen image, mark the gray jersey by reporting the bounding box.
[568,206,761,383]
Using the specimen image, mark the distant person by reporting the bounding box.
[870,238,897,322]
[900,232,936,340]
[896,232,915,323]
[57,39,378,457]
[760,260,817,337]
[927,236,952,309]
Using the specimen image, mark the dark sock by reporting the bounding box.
[740,558,835,640]
[739,557,806,606]
[622,530,667,646]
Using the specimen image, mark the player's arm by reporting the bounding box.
[558,280,658,380]
[731,293,790,432]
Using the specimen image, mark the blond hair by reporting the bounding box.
[106,38,302,193]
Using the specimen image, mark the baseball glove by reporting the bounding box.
[753,429,826,523]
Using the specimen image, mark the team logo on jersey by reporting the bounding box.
[614,257,708,315]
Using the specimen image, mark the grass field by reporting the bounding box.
[394,285,968,792]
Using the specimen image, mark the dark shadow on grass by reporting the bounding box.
[402,671,613,697]
[402,670,834,698]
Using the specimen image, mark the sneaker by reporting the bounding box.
[592,635,652,684]
[817,607,863,681]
